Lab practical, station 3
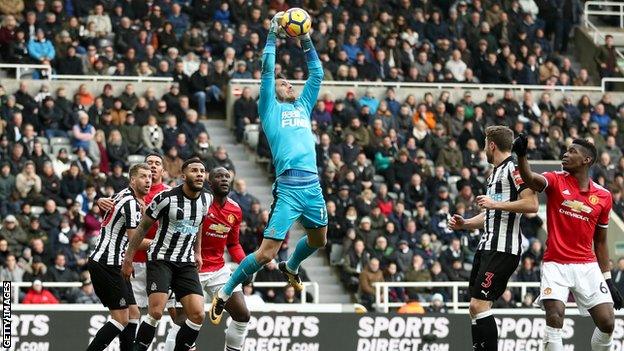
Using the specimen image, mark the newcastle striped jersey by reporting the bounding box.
[145,185,212,262]
[478,156,528,255]
[90,188,142,265]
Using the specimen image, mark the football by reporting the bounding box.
[280,7,312,37]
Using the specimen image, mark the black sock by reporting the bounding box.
[119,321,138,351]
[134,321,157,351]
[174,320,201,351]
[86,321,123,351]
[471,320,484,350]
[476,314,498,351]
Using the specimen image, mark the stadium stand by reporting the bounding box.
[1,0,624,314]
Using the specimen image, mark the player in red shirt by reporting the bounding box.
[514,136,623,351]
[165,167,250,351]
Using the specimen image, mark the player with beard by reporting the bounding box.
[98,153,177,344]
[122,158,212,351]
[209,11,327,327]
[449,126,538,351]
[165,167,249,351]
[513,135,623,351]
[87,163,152,350]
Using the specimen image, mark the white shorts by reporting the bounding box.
[199,266,241,300]
[131,262,177,309]
[535,261,613,316]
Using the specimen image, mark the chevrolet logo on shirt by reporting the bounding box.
[561,200,593,214]
[209,223,231,234]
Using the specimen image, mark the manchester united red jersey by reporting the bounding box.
[134,182,170,263]
[542,171,612,264]
[200,197,246,273]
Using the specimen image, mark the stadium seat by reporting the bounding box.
[30,206,44,217]
[244,124,260,149]
[67,154,77,162]
[329,244,344,266]
[50,137,71,145]
[36,136,49,145]
[127,155,145,166]
[42,144,52,155]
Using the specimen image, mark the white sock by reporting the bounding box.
[591,327,612,351]
[185,318,202,331]
[144,314,160,327]
[225,321,248,351]
[543,326,564,351]
[164,324,181,351]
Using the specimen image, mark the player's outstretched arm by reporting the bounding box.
[476,188,539,213]
[595,226,624,309]
[121,216,155,280]
[226,219,246,264]
[513,134,547,192]
[448,212,485,231]
[298,32,323,115]
[258,12,283,117]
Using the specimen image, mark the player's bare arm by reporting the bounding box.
[126,228,151,251]
[122,216,155,280]
[448,212,485,231]
[476,188,538,213]
[594,226,624,309]
[513,134,547,192]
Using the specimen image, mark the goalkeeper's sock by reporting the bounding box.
[286,237,317,274]
[221,253,262,298]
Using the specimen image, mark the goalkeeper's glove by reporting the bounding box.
[269,12,285,35]
[512,133,528,158]
[606,278,623,310]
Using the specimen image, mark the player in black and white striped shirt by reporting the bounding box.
[448,126,538,351]
[122,157,212,351]
[87,163,152,351]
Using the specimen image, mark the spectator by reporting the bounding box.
[104,162,128,193]
[493,289,516,308]
[142,115,164,153]
[45,253,78,301]
[427,293,448,313]
[275,285,300,304]
[255,260,284,303]
[0,253,24,282]
[0,162,16,216]
[74,278,100,304]
[595,35,619,79]
[71,111,95,150]
[27,28,54,62]
[358,257,383,309]
[0,215,28,255]
[15,161,42,204]
[404,254,431,301]
[22,279,59,304]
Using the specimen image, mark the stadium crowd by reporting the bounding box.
[0,0,623,311]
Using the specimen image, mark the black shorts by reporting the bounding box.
[88,259,136,310]
[469,251,520,301]
[146,260,203,300]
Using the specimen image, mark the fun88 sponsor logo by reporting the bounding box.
[241,315,320,351]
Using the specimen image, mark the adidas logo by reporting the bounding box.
[562,189,571,195]
[151,282,157,291]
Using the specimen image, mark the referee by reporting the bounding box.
[448,126,538,351]
[122,158,212,351]
[87,163,153,351]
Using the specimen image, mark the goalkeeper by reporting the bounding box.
[209,10,327,324]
